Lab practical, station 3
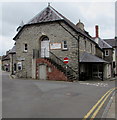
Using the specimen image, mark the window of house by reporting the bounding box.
[85,41,86,50]
[17,62,22,71]
[105,50,109,56]
[24,43,28,52]
[91,43,92,53]
[14,63,16,71]
[62,40,68,50]
[113,62,115,68]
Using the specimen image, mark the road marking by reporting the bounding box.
[101,91,115,118]
[82,87,117,120]
[82,88,114,120]
[79,82,108,87]
[90,89,115,120]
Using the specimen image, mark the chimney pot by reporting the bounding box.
[95,25,99,38]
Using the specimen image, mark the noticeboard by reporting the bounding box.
[50,43,61,50]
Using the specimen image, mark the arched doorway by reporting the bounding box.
[41,36,49,58]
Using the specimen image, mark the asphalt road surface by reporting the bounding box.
[2,71,116,118]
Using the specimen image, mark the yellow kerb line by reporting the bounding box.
[90,87,117,120]
[82,87,116,120]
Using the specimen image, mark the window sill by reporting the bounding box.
[23,51,28,53]
[62,48,68,51]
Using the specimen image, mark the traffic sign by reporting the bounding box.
[64,57,69,64]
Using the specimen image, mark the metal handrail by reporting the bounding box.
[33,49,78,80]
[49,51,77,79]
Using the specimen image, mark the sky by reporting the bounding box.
[0,0,116,56]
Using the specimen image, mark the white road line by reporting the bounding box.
[79,82,108,87]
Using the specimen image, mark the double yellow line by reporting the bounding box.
[82,87,117,120]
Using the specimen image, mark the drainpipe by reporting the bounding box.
[58,22,81,81]
[77,36,80,81]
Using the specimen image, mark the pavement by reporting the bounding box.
[106,92,117,119]
[83,77,117,119]
[103,77,116,119]
[107,96,116,118]
[79,78,117,119]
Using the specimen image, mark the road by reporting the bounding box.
[2,71,116,118]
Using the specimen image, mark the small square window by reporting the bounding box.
[62,41,68,50]
[24,44,28,52]
[85,41,86,50]
[105,50,109,56]
[17,62,22,71]
[113,62,115,68]
[90,43,92,53]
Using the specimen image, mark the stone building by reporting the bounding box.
[2,46,16,74]
[93,25,114,78]
[13,5,111,81]
[104,38,117,76]
[2,53,10,72]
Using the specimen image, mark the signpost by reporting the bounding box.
[64,57,69,64]
[64,57,69,77]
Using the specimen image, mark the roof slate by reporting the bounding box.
[80,52,108,63]
[99,38,112,49]
[28,7,63,24]
[94,38,112,49]
[2,55,10,61]
[9,46,16,54]
[14,5,95,43]
[103,39,117,47]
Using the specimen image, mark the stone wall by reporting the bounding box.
[36,58,67,81]
[9,54,16,73]
[95,47,103,58]
[15,21,97,79]
[2,59,10,71]
[104,49,113,63]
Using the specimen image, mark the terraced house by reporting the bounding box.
[2,46,16,73]
[12,5,114,81]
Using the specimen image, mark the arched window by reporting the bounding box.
[41,36,49,41]
[40,36,50,58]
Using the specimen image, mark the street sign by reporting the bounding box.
[64,57,69,64]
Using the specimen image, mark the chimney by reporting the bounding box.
[95,25,99,38]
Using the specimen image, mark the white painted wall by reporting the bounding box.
[113,48,116,61]
[104,64,111,79]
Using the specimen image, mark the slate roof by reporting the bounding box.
[9,46,16,54]
[2,46,16,61]
[2,55,10,61]
[80,52,108,63]
[28,7,63,24]
[98,38,112,49]
[13,5,95,43]
[103,39,117,47]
